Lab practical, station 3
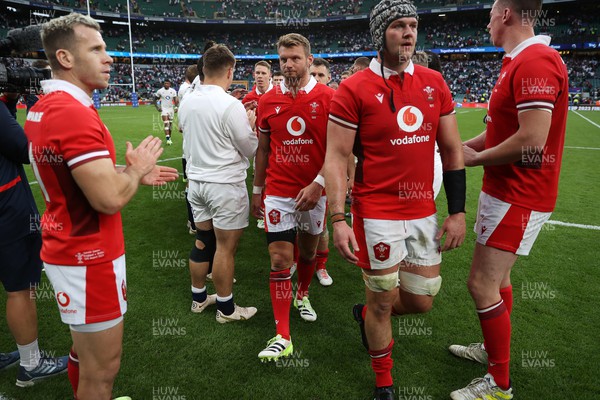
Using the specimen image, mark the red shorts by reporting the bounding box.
[44,254,128,325]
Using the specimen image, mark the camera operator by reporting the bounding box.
[0,91,69,386]
[24,59,51,114]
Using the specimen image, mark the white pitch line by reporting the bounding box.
[157,157,182,163]
[565,146,600,150]
[24,183,600,229]
[546,220,600,231]
[573,111,600,129]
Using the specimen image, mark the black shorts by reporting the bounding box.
[0,233,42,292]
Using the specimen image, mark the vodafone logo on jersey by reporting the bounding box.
[56,291,70,307]
[397,106,424,133]
[286,116,306,136]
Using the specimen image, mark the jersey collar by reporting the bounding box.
[198,84,225,94]
[280,76,317,95]
[505,35,552,60]
[369,58,414,79]
[256,83,273,95]
[190,75,203,92]
[40,79,94,107]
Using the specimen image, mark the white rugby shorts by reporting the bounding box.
[263,195,326,236]
[353,214,441,270]
[188,180,249,230]
[44,254,127,326]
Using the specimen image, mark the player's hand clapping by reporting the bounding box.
[244,100,258,111]
[246,109,257,130]
[124,135,165,181]
[140,165,179,186]
[230,88,247,100]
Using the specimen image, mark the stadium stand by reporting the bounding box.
[1,0,598,104]
[32,0,499,19]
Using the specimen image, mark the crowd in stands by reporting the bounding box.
[442,59,499,103]
[567,57,599,94]
[217,0,366,20]
[2,6,599,54]
[4,54,598,106]
[101,26,373,55]
[33,0,500,19]
[422,15,491,49]
[2,4,599,104]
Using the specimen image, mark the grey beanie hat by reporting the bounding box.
[369,0,418,53]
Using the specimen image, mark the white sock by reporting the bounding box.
[17,339,41,371]
[216,293,233,302]
[191,286,206,293]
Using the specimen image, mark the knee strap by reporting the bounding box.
[398,271,442,296]
[362,271,399,293]
[189,229,216,263]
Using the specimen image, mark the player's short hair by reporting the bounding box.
[272,71,284,78]
[312,58,330,72]
[341,70,352,77]
[255,60,271,71]
[164,79,171,84]
[196,40,217,81]
[41,13,100,70]
[185,65,198,82]
[32,59,50,69]
[277,33,311,56]
[499,0,542,22]
[202,44,236,79]
[412,50,442,75]
[353,57,370,69]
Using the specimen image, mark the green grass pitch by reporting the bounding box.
[1,106,599,399]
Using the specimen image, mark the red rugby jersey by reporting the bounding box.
[25,80,125,266]
[257,77,334,197]
[483,36,569,212]
[329,59,455,220]
[242,83,272,105]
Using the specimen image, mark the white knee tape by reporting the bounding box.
[362,271,399,293]
[398,271,442,296]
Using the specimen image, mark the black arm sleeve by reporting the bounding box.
[443,169,466,215]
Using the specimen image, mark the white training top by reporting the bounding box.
[155,87,177,109]
[179,84,258,183]
[178,81,191,102]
